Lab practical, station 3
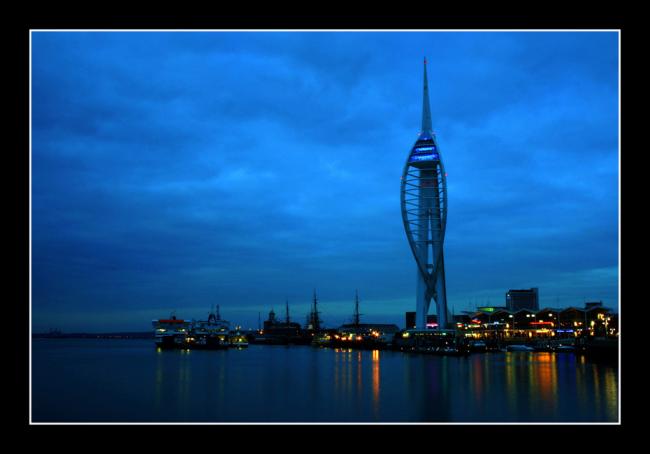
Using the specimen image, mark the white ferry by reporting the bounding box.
[152,315,190,349]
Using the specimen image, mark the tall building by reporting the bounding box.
[506,288,539,311]
[405,311,416,329]
[400,58,449,329]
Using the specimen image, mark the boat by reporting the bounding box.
[469,340,487,353]
[533,342,553,352]
[506,344,534,352]
[554,345,575,352]
[229,330,249,348]
[153,306,248,351]
[187,306,231,350]
[152,314,191,349]
[191,305,230,350]
[311,332,332,347]
[393,329,471,356]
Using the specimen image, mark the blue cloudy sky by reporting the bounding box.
[31,31,619,332]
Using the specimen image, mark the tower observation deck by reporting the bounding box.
[400,58,449,330]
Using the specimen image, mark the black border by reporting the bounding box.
[13,9,631,443]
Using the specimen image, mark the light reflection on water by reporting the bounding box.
[32,339,618,422]
[372,349,380,417]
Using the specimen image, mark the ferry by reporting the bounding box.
[153,306,248,350]
[152,314,191,349]
[188,308,231,350]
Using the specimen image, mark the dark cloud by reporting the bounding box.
[31,31,619,331]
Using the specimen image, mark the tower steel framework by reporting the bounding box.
[400,58,449,330]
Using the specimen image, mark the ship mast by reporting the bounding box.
[353,289,362,326]
[311,289,321,331]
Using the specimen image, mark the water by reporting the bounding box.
[31,339,618,423]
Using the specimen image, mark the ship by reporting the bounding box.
[188,305,231,350]
[152,306,247,350]
[228,328,249,348]
[250,300,312,345]
[152,313,191,349]
[327,290,400,349]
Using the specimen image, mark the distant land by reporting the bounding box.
[32,331,155,339]
[32,329,260,339]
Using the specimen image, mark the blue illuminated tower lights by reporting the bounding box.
[400,57,449,330]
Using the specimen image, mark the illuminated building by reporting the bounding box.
[455,301,617,340]
[401,58,449,330]
[477,306,507,313]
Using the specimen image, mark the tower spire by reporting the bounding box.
[421,57,433,134]
[401,58,448,330]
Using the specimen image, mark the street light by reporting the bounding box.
[509,314,515,338]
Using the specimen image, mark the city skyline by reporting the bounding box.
[31,31,619,332]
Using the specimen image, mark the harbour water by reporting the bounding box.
[31,339,618,423]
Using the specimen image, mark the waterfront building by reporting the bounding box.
[506,288,539,311]
[337,323,400,344]
[401,58,449,330]
[251,302,312,345]
[337,291,400,344]
[262,307,302,338]
[405,311,415,329]
[477,305,508,313]
[455,301,617,341]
